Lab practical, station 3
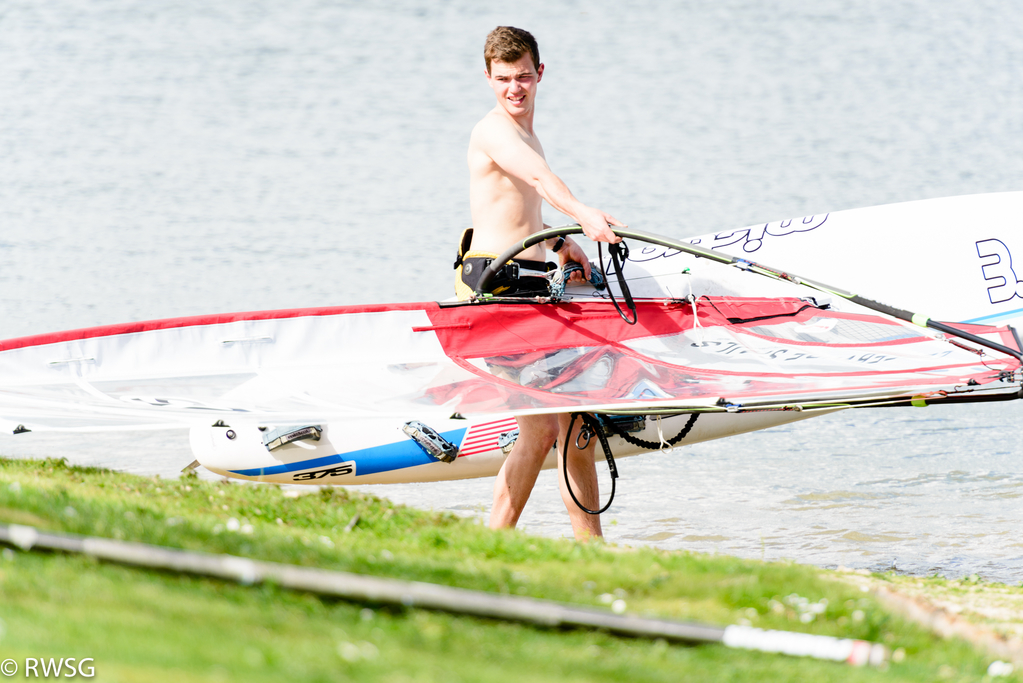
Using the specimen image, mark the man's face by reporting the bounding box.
[486,54,544,117]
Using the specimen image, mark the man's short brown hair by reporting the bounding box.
[484,26,540,74]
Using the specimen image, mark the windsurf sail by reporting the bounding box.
[1,229,1020,436]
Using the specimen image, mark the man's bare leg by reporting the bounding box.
[556,413,603,541]
[489,414,559,529]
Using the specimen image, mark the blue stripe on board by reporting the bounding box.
[230,428,468,477]
[962,305,1023,325]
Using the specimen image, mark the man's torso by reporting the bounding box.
[467,110,547,262]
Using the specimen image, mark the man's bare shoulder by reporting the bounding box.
[470,108,526,152]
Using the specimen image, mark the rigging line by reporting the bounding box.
[684,270,702,329]
[598,241,638,325]
[700,297,819,325]
[599,413,699,451]
[563,412,618,516]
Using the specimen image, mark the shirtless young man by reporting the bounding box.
[461,26,624,540]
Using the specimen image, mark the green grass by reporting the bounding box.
[0,457,1014,682]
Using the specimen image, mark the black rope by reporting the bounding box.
[598,414,699,450]
[563,412,618,515]
[702,298,818,325]
[598,241,637,325]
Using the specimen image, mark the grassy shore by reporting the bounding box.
[0,457,1016,682]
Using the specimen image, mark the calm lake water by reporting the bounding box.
[2,0,1022,582]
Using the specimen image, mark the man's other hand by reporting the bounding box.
[559,239,593,281]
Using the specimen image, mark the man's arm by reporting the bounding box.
[479,119,624,244]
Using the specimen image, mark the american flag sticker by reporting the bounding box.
[458,417,519,457]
